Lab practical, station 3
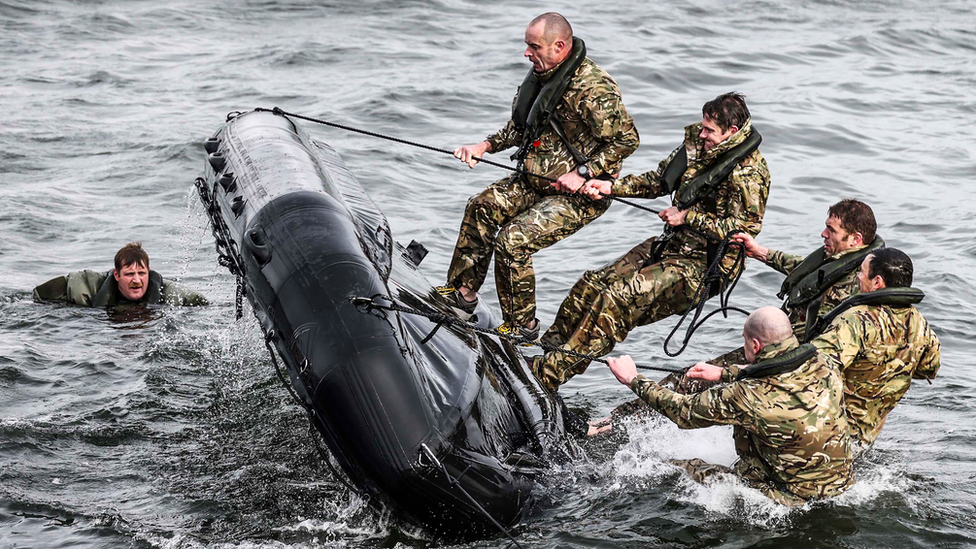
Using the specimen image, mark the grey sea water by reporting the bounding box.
[2,0,975,547]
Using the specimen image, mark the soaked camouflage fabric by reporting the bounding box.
[811,303,941,446]
[632,336,855,504]
[531,122,770,391]
[670,459,807,506]
[766,245,866,341]
[447,56,639,325]
[656,346,748,395]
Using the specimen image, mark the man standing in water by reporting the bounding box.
[33,242,208,307]
[664,198,882,393]
[689,248,941,451]
[531,92,769,392]
[608,307,854,506]
[437,12,639,340]
[808,247,941,449]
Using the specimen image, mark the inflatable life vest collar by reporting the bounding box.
[661,126,763,210]
[510,37,587,163]
[91,269,164,307]
[806,286,924,341]
[736,342,818,381]
[779,236,886,307]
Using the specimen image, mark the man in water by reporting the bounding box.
[607,307,854,506]
[531,92,769,392]
[437,12,639,340]
[33,242,208,307]
[808,247,941,449]
[689,247,941,451]
[664,198,882,393]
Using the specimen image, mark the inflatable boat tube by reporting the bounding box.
[196,109,575,537]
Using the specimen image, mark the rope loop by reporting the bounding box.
[662,230,750,357]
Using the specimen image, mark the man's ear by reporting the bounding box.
[729,125,740,135]
[750,337,762,355]
[851,232,864,246]
[873,276,887,290]
[113,269,120,281]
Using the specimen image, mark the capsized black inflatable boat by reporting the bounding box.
[195,109,577,537]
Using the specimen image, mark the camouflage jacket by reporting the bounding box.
[33,269,209,307]
[766,245,866,340]
[612,121,770,272]
[485,57,639,191]
[631,335,854,501]
[811,304,941,446]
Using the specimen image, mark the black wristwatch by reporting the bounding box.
[576,164,590,178]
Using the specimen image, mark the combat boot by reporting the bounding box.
[432,285,478,315]
[497,318,540,343]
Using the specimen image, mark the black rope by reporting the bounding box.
[662,231,750,357]
[262,106,547,180]
[234,274,244,320]
[352,295,681,375]
[419,444,527,549]
[258,107,672,215]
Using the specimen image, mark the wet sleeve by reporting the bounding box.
[611,148,679,199]
[685,152,771,240]
[630,375,754,430]
[162,280,210,306]
[65,270,105,307]
[811,311,865,371]
[913,323,941,381]
[766,249,804,276]
[577,87,640,177]
[485,119,521,154]
[33,276,68,303]
[720,365,741,383]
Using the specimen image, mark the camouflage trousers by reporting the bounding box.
[672,458,806,507]
[532,236,706,392]
[446,175,609,325]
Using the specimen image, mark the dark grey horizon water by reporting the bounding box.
[2,0,975,547]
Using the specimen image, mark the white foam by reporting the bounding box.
[607,415,923,527]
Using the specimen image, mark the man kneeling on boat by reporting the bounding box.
[33,242,208,307]
[606,306,854,506]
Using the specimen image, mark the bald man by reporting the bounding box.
[606,307,854,506]
[437,12,639,340]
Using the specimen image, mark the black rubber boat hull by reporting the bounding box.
[196,109,573,536]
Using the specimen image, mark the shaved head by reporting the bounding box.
[743,307,793,347]
[528,12,573,44]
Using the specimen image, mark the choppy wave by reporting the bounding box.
[2,0,975,547]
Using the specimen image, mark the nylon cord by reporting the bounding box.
[353,295,682,374]
[259,107,670,217]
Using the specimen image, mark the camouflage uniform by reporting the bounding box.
[631,335,855,505]
[446,57,639,326]
[533,121,770,391]
[766,245,867,341]
[33,269,208,307]
[811,303,941,447]
[659,245,868,392]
